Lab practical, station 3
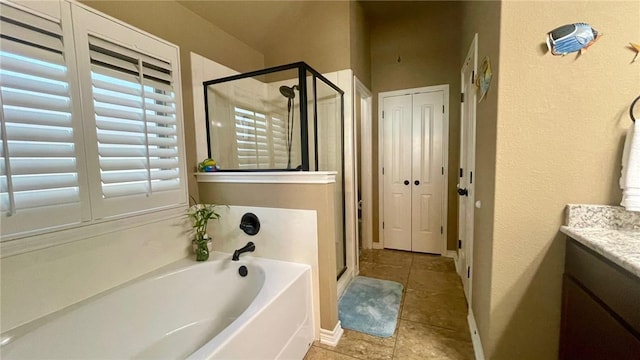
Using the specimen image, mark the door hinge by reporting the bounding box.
[440,226,443,234]
[442,105,445,113]
[460,93,464,103]
[472,71,475,84]
[458,240,462,249]
[441,167,444,175]
[382,167,384,175]
[470,171,473,184]
[467,266,471,278]
[382,110,384,119]
[382,222,385,229]
[459,168,464,178]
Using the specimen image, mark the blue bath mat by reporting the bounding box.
[338,276,403,337]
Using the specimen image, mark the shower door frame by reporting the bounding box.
[202,62,348,279]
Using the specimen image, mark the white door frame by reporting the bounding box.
[378,84,449,254]
[458,34,478,301]
[354,77,373,253]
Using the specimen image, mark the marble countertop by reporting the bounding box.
[560,204,640,278]
[560,204,640,277]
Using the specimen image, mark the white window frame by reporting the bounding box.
[0,0,188,257]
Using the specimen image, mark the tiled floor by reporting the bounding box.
[304,249,474,360]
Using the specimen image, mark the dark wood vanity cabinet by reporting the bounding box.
[560,239,640,360]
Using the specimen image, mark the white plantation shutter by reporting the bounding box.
[271,116,288,168]
[0,2,88,237]
[235,107,268,168]
[84,35,183,218]
[234,107,289,169]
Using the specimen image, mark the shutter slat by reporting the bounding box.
[5,124,73,143]
[100,158,147,171]
[146,114,176,126]
[147,126,176,136]
[142,67,171,82]
[147,136,177,147]
[0,3,62,37]
[0,20,63,52]
[5,142,74,157]
[101,182,148,198]
[0,53,67,82]
[92,65,140,89]
[97,133,146,146]
[1,187,78,211]
[0,38,65,67]
[96,119,145,134]
[144,91,173,103]
[3,107,72,128]
[94,104,143,122]
[93,91,142,109]
[2,88,71,113]
[145,102,174,114]
[1,70,69,97]
[90,49,138,74]
[3,158,76,175]
[149,158,178,169]
[151,179,180,192]
[1,173,77,192]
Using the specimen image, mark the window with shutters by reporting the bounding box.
[0,0,186,241]
[234,106,288,169]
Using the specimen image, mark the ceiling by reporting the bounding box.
[177,1,422,54]
[178,1,311,53]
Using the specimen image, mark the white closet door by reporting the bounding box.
[411,91,444,254]
[382,94,412,251]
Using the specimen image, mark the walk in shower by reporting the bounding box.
[203,62,346,278]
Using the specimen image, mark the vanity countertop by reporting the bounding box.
[560,204,640,278]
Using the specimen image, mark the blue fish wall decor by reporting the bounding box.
[546,23,601,56]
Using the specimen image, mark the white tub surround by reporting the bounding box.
[560,204,640,278]
[0,253,314,359]
[208,205,321,340]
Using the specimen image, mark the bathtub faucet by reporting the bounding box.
[232,242,255,261]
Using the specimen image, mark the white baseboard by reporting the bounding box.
[447,250,460,274]
[372,241,383,249]
[467,309,485,360]
[320,321,344,347]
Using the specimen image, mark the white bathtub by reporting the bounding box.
[0,252,314,359]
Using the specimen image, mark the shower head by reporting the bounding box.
[279,85,298,99]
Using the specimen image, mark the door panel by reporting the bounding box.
[383,95,412,251]
[411,92,444,254]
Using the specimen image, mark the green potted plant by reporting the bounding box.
[186,198,222,261]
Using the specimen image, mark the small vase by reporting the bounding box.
[193,235,212,261]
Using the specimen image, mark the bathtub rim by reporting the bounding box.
[0,252,311,355]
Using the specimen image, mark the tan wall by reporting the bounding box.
[350,1,372,88]
[261,1,351,74]
[80,0,265,200]
[466,1,640,358]
[459,1,501,356]
[370,1,463,249]
[198,182,339,331]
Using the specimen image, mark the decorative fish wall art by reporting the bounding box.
[546,23,601,56]
[629,43,640,63]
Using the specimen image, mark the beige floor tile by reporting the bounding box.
[400,289,469,334]
[411,253,456,273]
[304,345,359,360]
[393,320,474,360]
[360,249,414,267]
[359,261,411,286]
[407,268,463,292]
[315,329,397,360]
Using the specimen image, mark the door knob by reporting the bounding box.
[414,180,420,186]
[457,187,469,196]
[404,180,410,185]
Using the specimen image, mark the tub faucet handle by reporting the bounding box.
[232,241,256,261]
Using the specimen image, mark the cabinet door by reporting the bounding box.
[560,275,640,360]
